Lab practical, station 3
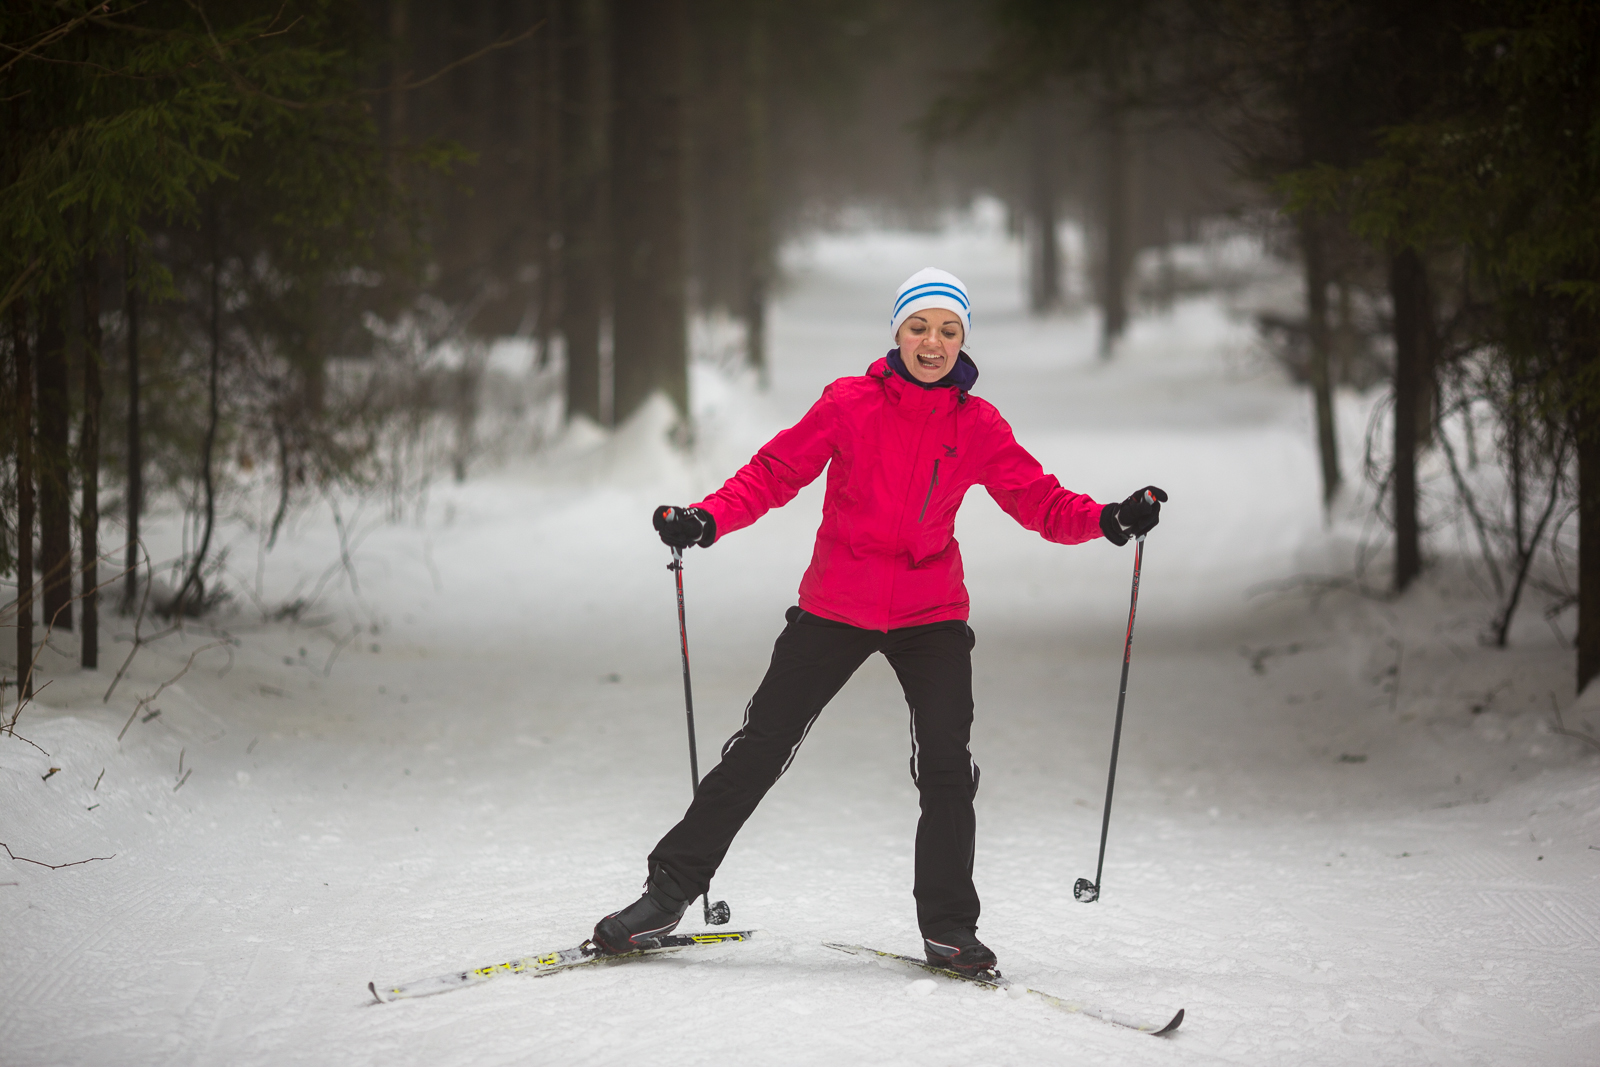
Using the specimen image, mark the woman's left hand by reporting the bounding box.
[1099,486,1167,545]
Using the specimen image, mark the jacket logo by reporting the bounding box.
[943,445,958,458]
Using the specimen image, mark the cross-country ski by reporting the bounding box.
[822,943,1184,1036]
[369,931,756,1003]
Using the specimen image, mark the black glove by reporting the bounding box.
[1099,486,1167,546]
[653,505,717,549]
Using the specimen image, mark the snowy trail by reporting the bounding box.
[4,213,1598,1065]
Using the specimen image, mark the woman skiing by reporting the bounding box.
[592,267,1166,974]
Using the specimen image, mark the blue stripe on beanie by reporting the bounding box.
[891,268,972,348]
[893,283,969,316]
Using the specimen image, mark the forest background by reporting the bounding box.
[2,0,1597,716]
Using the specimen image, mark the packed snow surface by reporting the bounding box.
[4,209,1598,1065]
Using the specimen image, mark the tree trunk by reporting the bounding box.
[1099,108,1131,356]
[1299,214,1341,510]
[1388,246,1432,593]
[610,0,688,422]
[537,0,564,366]
[35,291,71,632]
[178,209,221,613]
[1580,417,1600,693]
[1579,305,1600,693]
[79,255,102,669]
[387,0,409,151]
[123,249,141,614]
[742,0,771,383]
[11,298,33,700]
[1029,104,1061,315]
[560,0,608,424]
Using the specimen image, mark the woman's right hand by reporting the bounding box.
[653,505,718,548]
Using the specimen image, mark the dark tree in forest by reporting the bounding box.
[1211,0,1387,511]
[1370,1,1457,594]
[1283,0,1598,682]
[739,1,772,378]
[1027,102,1063,314]
[929,0,1214,354]
[79,253,102,668]
[1297,214,1341,507]
[34,293,71,631]
[559,0,610,424]
[11,299,34,700]
[610,0,689,421]
[1260,0,1464,589]
[1095,108,1132,352]
[122,249,141,616]
[1388,245,1434,592]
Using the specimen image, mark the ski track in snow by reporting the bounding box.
[4,212,1598,1065]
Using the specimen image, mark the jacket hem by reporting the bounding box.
[797,595,970,634]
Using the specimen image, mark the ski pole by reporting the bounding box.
[1074,529,1148,905]
[669,544,731,925]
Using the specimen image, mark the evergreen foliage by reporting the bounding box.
[3,0,1596,689]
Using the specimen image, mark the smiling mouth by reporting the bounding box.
[916,352,945,369]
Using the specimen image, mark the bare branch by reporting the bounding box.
[374,21,543,96]
[1436,409,1504,597]
[103,538,163,704]
[1,842,115,871]
[0,4,141,78]
[3,730,50,757]
[117,639,231,742]
[322,626,357,677]
[0,258,45,320]
[6,555,135,736]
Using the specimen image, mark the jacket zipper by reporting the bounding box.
[918,459,940,523]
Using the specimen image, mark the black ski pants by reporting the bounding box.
[650,606,981,937]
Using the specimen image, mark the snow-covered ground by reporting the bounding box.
[4,209,1597,1066]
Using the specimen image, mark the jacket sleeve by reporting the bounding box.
[692,385,839,538]
[979,410,1104,545]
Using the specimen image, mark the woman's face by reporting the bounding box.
[895,307,965,383]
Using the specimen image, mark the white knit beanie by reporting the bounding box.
[891,268,972,349]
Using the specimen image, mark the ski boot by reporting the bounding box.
[591,865,691,955]
[923,929,998,977]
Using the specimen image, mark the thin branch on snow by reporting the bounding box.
[117,640,233,742]
[1,727,50,757]
[0,842,114,871]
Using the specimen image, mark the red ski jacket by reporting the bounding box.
[693,353,1106,631]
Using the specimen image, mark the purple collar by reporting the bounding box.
[885,348,979,393]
